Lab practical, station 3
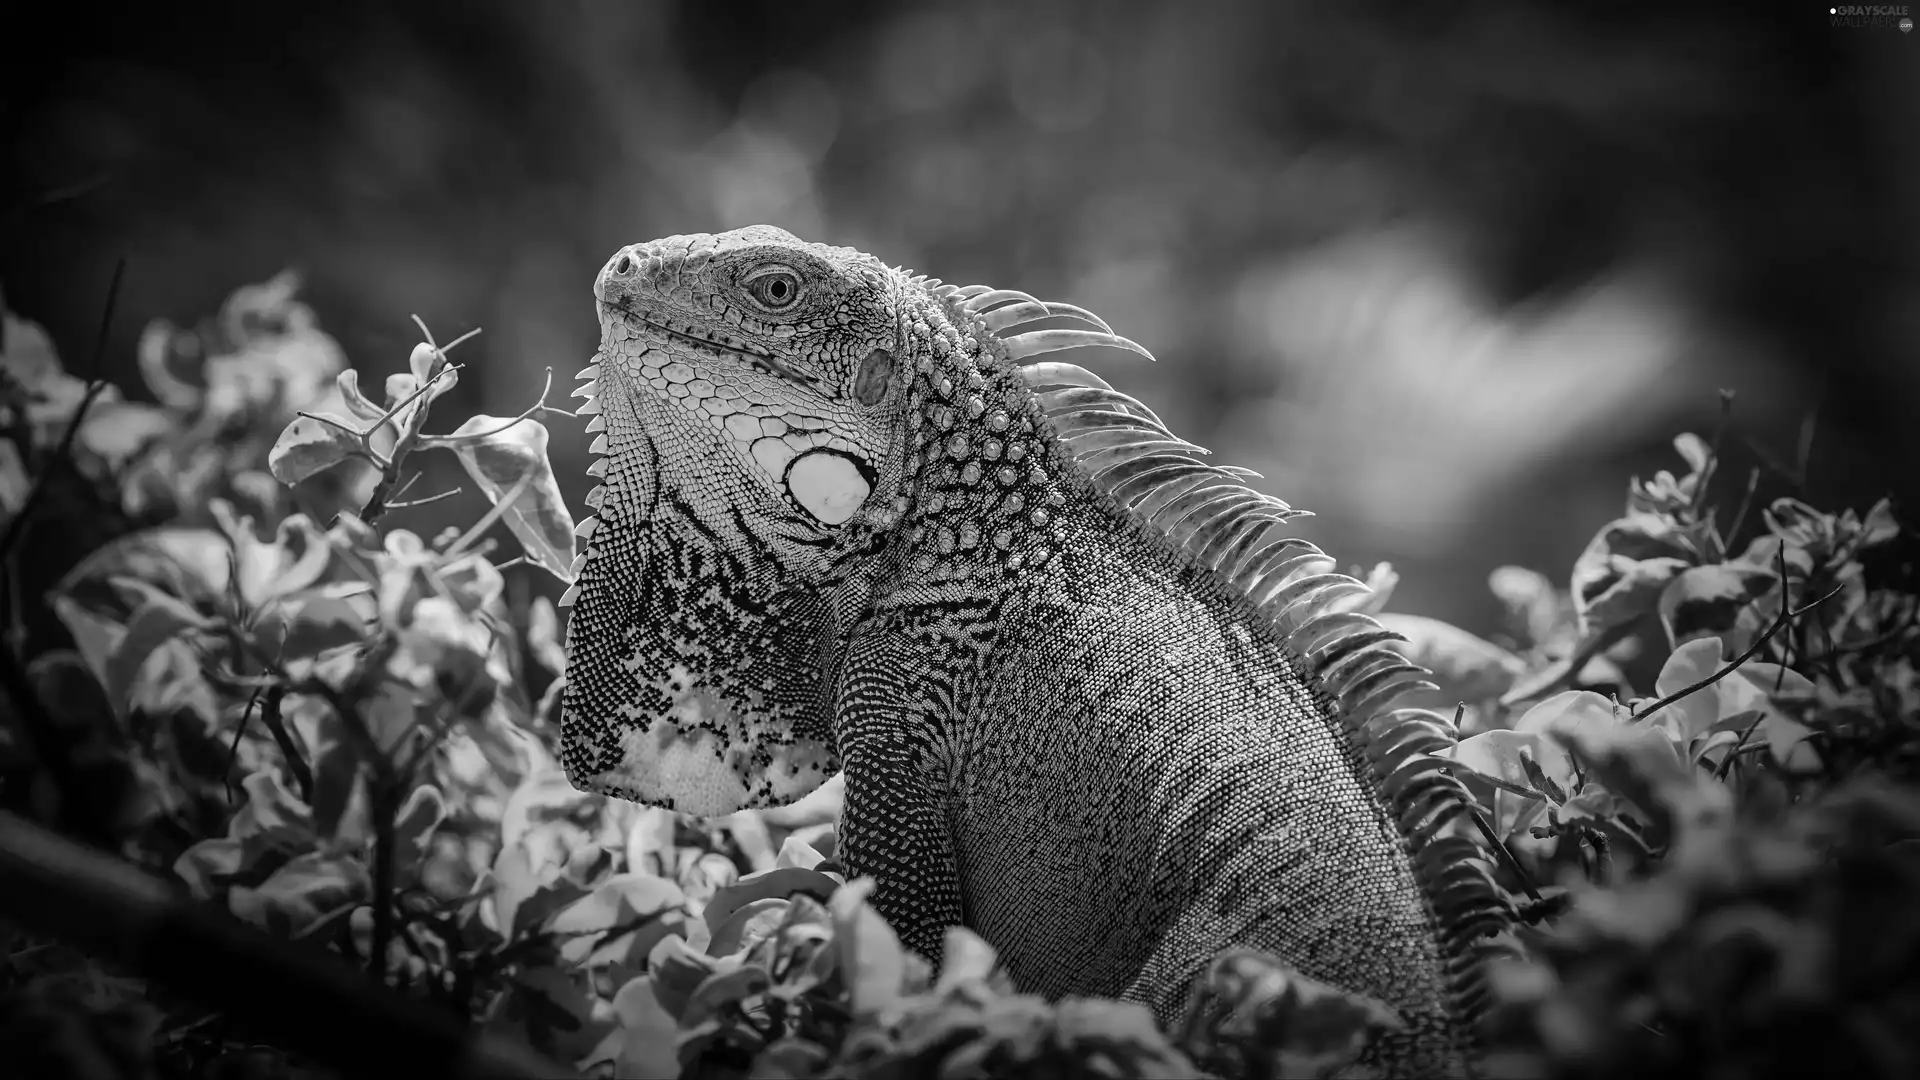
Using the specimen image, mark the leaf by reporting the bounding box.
[308,739,363,843]
[334,369,387,421]
[1644,638,1727,745]
[752,1039,832,1080]
[174,838,248,899]
[491,845,587,937]
[1763,714,1822,772]
[362,682,419,755]
[439,552,504,615]
[703,865,845,943]
[408,342,460,402]
[934,926,999,991]
[1542,721,1700,839]
[625,805,679,879]
[230,768,316,839]
[1187,949,1400,1079]
[213,503,333,611]
[488,843,543,935]
[602,976,681,1080]
[103,599,210,712]
[547,873,688,967]
[648,934,725,1021]
[442,416,576,582]
[508,965,610,1062]
[0,440,29,517]
[829,878,907,1018]
[76,400,173,470]
[1856,497,1900,549]
[680,965,773,1029]
[525,596,566,676]
[229,852,370,937]
[774,834,827,871]
[392,783,447,870]
[1375,612,1526,702]
[273,592,370,665]
[1488,565,1567,651]
[1440,731,1563,839]
[268,413,365,485]
[1657,564,1779,655]
[707,897,790,959]
[1673,431,1711,475]
[1570,513,1694,635]
[48,595,123,694]
[501,769,595,853]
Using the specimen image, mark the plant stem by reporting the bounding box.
[1631,546,1842,723]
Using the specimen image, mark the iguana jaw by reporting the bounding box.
[595,300,816,391]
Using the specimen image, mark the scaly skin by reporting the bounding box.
[559,225,1510,1076]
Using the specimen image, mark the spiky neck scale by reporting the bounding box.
[884,283,1078,586]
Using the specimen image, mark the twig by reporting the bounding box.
[417,368,557,444]
[0,257,126,564]
[356,320,480,528]
[1712,712,1767,781]
[1630,546,1843,723]
[255,685,312,801]
[1805,597,1919,661]
[388,470,425,503]
[1724,466,1763,551]
[443,466,536,559]
[1689,389,1735,526]
[368,778,400,984]
[0,260,127,846]
[225,688,263,803]
[385,486,463,511]
[1467,805,1542,904]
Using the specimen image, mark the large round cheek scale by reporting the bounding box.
[785,450,870,525]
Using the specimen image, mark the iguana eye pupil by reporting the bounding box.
[746,269,802,310]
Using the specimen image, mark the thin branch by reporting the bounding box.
[1631,547,1843,723]
[384,486,463,512]
[1724,466,1763,551]
[1468,804,1542,904]
[366,359,465,447]
[0,257,126,564]
[388,470,425,503]
[225,688,263,803]
[255,685,312,801]
[368,778,400,984]
[414,366,558,447]
[443,466,536,559]
[1689,389,1735,526]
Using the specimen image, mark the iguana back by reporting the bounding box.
[558,225,1511,1076]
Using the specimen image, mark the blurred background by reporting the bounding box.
[4,0,1915,635]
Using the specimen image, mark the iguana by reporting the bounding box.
[557,225,1512,1075]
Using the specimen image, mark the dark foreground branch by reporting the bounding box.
[0,810,578,1080]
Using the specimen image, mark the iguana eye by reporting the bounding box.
[742,266,803,311]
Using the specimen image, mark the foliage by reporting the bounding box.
[0,281,1917,1080]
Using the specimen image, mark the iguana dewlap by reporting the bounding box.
[558,225,1510,1076]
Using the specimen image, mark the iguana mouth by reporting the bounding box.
[597,301,814,389]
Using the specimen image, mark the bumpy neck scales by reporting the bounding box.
[559,226,1512,1077]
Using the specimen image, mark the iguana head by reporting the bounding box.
[558,225,920,814]
[559,224,1209,815]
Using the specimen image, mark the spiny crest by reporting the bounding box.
[927,275,1516,1040]
[556,359,608,609]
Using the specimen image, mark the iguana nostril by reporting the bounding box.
[612,254,635,276]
